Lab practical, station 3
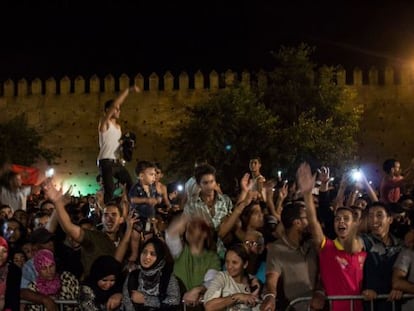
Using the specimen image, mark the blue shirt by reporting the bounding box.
[128,181,161,219]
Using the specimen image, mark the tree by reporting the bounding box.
[168,85,279,194]
[263,44,362,175]
[168,44,362,191]
[0,113,59,166]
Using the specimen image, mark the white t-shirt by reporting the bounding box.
[0,186,31,211]
[97,121,122,162]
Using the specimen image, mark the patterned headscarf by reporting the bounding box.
[33,249,61,296]
[33,249,55,272]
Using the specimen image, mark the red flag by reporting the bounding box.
[11,164,40,185]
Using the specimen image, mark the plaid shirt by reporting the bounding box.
[183,191,232,230]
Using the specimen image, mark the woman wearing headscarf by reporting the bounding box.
[0,236,21,311]
[79,255,124,311]
[27,249,79,311]
[122,237,180,311]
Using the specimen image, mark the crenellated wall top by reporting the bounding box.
[2,66,414,97]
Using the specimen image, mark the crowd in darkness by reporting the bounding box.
[0,85,414,311]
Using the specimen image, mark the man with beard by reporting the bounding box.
[42,181,136,278]
[260,201,320,311]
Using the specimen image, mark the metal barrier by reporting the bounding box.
[21,299,79,311]
[285,294,414,311]
[182,298,262,311]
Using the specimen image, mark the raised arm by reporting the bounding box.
[361,172,379,202]
[297,162,325,250]
[43,181,84,243]
[218,191,254,239]
[333,174,347,211]
[114,212,137,262]
[99,85,140,132]
[165,214,188,259]
[235,173,254,205]
[266,181,287,222]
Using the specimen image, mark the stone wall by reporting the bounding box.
[0,67,413,193]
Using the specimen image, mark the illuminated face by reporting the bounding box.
[140,243,157,269]
[0,246,8,266]
[102,206,122,234]
[38,263,56,280]
[225,250,247,279]
[97,275,116,291]
[368,206,392,239]
[140,168,156,186]
[199,174,216,195]
[334,210,355,239]
[249,159,261,173]
[4,220,21,242]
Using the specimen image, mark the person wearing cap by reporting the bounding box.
[20,228,59,311]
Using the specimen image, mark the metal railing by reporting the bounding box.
[182,298,262,311]
[21,299,79,311]
[285,294,414,311]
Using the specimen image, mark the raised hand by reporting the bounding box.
[42,179,63,202]
[130,85,141,93]
[278,182,288,201]
[296,162,316,195]
[317,166,330,184]
[240,173,253,192]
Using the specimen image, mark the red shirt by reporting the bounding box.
[380,175,403,203]
[319,238,367,311]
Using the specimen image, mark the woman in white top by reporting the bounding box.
[204,243,261,311]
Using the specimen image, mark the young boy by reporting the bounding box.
[128,161,162,263]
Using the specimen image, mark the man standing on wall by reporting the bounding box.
[98,85,140,204]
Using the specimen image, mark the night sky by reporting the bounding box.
[1,1,414,81]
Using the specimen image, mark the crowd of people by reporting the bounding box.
[0,85,414,311]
